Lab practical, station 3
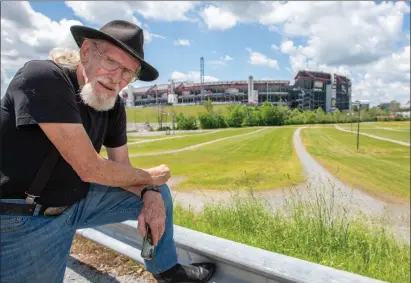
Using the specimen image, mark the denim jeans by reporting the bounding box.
[0,183,178,283]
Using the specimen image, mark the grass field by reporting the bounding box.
[338,121,410,143]
[126,128,257,155]
[353,128,409,143]
[129,128,302,190]
[174,186,410,283]
[301,127,410,200]
[375,121,410,129]
[126,105,230,123]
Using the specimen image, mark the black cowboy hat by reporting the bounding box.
[70,20,159,82]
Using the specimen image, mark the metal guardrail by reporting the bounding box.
[77,221,387,283]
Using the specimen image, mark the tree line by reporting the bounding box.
[173,100,409,130]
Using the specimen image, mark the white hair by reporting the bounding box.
[49,47,81,71]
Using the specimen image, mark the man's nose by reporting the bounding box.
[110,68,123,83]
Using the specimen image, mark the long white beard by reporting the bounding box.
[79,80,118,111]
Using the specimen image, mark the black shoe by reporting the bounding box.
[154,263,216,283]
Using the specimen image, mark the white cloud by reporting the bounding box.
[280,40,296,54]
[207,1,409,105]
[1,68,11,96]
[129,1,198,22]
[246,48,279,69]
[173,39,191,46]
[65,1,141,26]
[200,5,238,30]
[221,55,233,61]
[170,71,219,83]
[65,1,165,43]
[1,2,82,71]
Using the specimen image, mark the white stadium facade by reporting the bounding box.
[120,70,352,113]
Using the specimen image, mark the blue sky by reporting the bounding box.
[1,1,410,105]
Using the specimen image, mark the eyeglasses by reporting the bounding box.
[93,42,140,83]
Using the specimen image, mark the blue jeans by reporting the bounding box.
[0,183,178,283]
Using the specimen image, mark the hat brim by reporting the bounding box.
[70,25,159,82]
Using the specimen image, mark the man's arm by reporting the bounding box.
[39,123,169,187]
[105,144,146,197]
[106,144,167,244]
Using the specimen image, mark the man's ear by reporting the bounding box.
[80,40,92,64]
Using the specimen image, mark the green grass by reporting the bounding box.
[358,128,409,143]
[126,105,230,123]
[375,121,410,129]
[301,127,410,200]
[173,183,410,283]
[338,122,410,143]
[126,128,257,155]
[130,128,302,190]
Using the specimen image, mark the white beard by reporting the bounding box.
[79,80,118,111]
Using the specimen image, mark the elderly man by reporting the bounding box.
[0,20,215,283]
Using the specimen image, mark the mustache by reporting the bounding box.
[95,77,120,93]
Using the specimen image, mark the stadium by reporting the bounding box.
[120,70,352,113]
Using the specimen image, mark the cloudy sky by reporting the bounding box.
[1,1,410,105]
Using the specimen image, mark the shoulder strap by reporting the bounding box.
[25,145,60,204]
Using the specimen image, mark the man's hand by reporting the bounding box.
[137,191,166,246]
[146,164,171,186]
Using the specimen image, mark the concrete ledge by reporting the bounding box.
[77,221,386,283]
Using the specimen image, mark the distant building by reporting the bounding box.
[120,70,353,113]
[351,100,370,110]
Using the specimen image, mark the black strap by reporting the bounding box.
[25,145,60,204]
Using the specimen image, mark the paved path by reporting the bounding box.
[334,125,410,147]
[128,128,266,157]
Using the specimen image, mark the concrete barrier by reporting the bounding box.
[77,221,387,283]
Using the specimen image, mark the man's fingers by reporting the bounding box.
[137,215,146,237]
[150,223,160,246]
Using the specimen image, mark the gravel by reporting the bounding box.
[64,256,150,283]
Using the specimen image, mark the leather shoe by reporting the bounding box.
[154,262,216,283]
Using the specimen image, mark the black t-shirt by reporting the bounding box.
[0,60,127,206]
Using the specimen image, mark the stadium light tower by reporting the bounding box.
[200,57,204,103]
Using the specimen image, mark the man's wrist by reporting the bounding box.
[140,185,161,199]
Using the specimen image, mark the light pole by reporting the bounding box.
[356,101,361,151]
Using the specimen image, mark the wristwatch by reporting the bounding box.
[140,185,161,199]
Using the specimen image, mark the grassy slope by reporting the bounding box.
[129,128,302,190]
[301,127,410,200]
[174,194,410,283]
[126,105,230,123]
[126,128,257,155]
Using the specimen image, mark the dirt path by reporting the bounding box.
[334,125,410,147]
[293,127,409,232]
[128,128,267,157]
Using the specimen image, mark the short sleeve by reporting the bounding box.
[103,97,127,148]
[9,60,82,128]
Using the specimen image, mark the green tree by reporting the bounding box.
[202,98,214,114]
